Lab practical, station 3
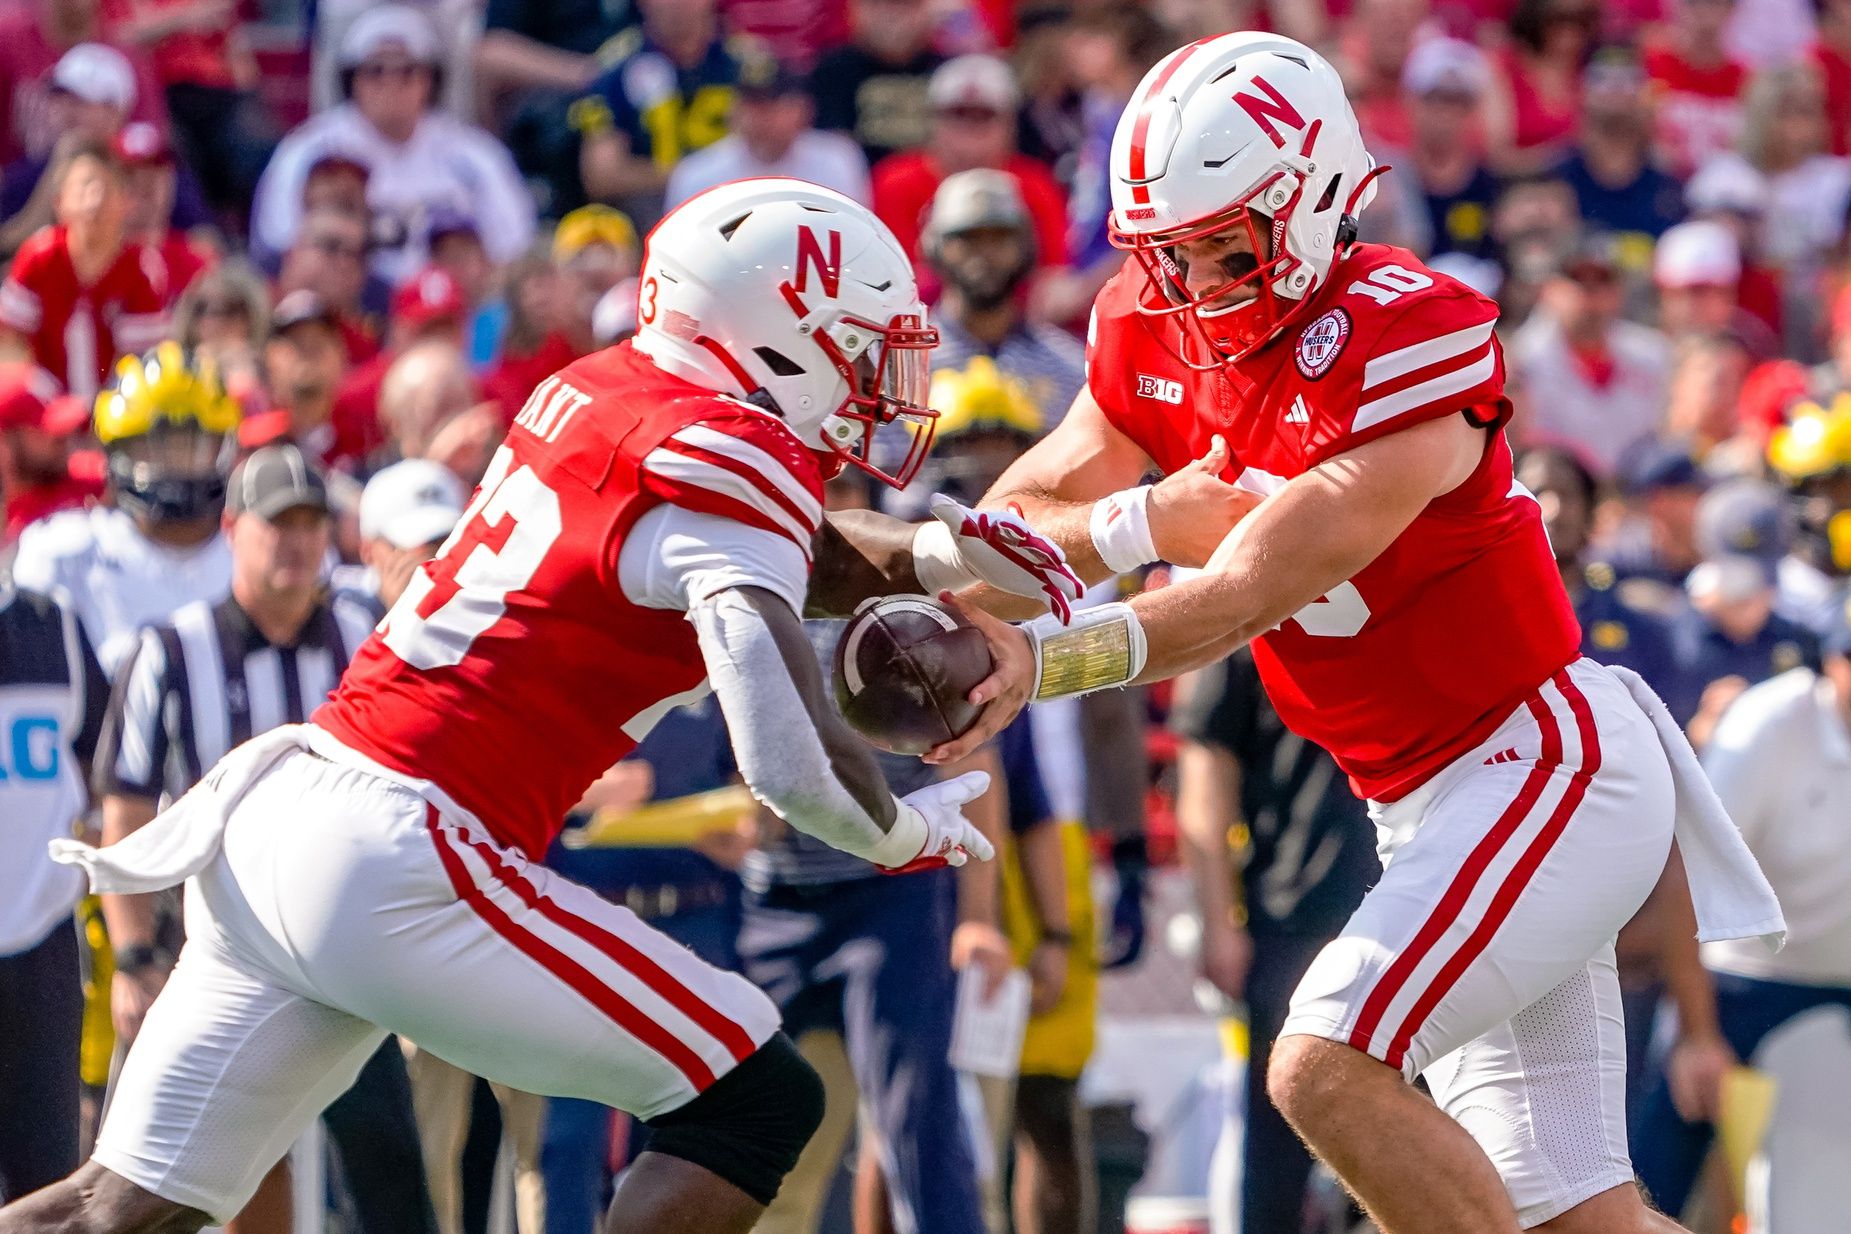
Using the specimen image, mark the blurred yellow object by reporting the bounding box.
[553,204,639,261]
[93,341,241,445]
[1218,1014,1249,1062]
[930,356,1044,441]
[1767,394,1851,481]
[564,784,756,848]
[1718,1064,1777,1204]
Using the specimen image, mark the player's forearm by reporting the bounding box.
[477,30,594,93]
[1658,848,1725,1040]
[948,746,1005,927]
[100,795,161,947]
[806,510,921,617]
[1174,742,1241,930]
[1017,821,1070,935]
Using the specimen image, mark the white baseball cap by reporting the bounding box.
[928,55,1018,113]
[359,458,464,549]
[1401,38,1491,99]
[340,4,441,69]
[593,278,640,347]
[51,43,136,111]
[1654,219,1741,289]
[1685,157,1769,216]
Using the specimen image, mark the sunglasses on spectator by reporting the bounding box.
[356,61,426,82]
[937,105,1006,124]
[309,236,368,261]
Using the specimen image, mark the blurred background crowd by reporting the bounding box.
[2,0,1851,1231]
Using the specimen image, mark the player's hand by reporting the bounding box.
[1027,938,1069,1014]
[1199,917,1253,1003]
[1146,437,1263,568]
[926,494,1083,623]
[952,921,1015,1000]
[111,966,168,1046]
[1667,1031,1736,1123]
[882,772,997,873]
[923,591,1035,765]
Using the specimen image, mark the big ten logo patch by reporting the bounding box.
[1136,374,1184,404]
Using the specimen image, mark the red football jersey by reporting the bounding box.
[315,342,827,858]
[1088,244,1579,802]
[0,227,167,400]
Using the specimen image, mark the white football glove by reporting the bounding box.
[870,771,997,873]
[911,494,1083,624]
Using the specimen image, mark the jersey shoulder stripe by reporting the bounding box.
[665,422,824,528]
[641,445,818,554]
[1353,345,1499,433]
[1362,318,1498,392]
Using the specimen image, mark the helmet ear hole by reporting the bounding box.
[1316,174,1342,213]
[752,346,806,377]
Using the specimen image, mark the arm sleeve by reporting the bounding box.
[93,626,171,801]
[689,588,915,863]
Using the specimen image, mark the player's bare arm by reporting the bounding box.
[689,582,994,870]
[926,413,1487,763]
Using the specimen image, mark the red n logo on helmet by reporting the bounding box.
[793,226,843,299]
[1232,77,1305,147]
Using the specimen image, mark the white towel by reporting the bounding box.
[50,725,311,895]
[1605,665,1786,951]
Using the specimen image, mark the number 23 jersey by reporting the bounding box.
[315,342,827,858]
[1088,244,1579,802]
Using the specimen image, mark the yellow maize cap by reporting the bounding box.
[93,341,241,446]
[1768,393,1851,482]
[928,355,1044,441]
[554,204,639,261]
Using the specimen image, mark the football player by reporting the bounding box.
[9,180,1080,1234]
[915,35,1781,1234]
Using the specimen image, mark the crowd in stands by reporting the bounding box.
[3,0,1851,1230]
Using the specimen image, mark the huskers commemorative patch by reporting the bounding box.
[1294,308,1351,379]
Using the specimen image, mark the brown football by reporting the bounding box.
[834,595,995,755]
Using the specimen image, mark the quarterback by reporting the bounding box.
[928,34,1784,1234]
[0,181,1081,1234]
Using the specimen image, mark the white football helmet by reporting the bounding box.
[1108,34,1382,366]
[633,179,940,487]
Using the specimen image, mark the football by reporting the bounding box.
[834,595,995,755]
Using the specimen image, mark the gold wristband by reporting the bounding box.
[1028,602,1148,700]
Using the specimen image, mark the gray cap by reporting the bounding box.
[228,444,330,520]
[924,169,1029,242]
[1695,478,1792,586]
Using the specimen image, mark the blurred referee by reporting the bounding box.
[0,580,107,1202]
[93,443,436,1234]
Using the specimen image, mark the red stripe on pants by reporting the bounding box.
[1346,685,1562,1059]
[423,806,718,1090]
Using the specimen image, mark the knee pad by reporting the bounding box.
[641,1032,824,1206]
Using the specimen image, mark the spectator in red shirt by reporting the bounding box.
[1486,0,1597,173]
[0,0,168,166]
[1812,0,1851,157]
[243,287,375,473]
[329,264,468,465]
[1643,0,1748,177]
[0,362,101,541]
[871,54,1068,303]
[99,0,275,215]
[482,250,580,422]
[275,206,379,364]
[114,121,207,305]
[0,142,166,400]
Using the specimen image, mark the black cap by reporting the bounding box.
[1695,478,1792,586]
[227,444,330,520]
[271,289,338,336]
[1619,438,1705,496]
[736,53,807,98]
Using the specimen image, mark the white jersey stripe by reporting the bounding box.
[1353,346,1496,434]
[666,425,824,527]
[642,447,815,547]
[1362,320,1497,391]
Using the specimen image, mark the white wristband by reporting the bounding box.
[1025,601,1149,700]
[911,518,976,595]
[860,795,929,867]
[1089,485,1158,574]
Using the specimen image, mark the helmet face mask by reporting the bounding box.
[811,309,939,488]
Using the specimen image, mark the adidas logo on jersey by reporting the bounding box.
[1285,395,1310,425]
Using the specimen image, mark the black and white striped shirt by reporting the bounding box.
[98,591,376,800]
